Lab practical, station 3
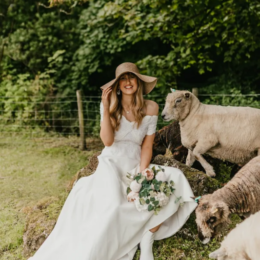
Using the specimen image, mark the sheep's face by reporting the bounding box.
[161,91,193,121]
[195,195,230,244]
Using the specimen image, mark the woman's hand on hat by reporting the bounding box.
[102,86,112,109]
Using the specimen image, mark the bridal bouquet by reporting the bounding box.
[126,166,176,215]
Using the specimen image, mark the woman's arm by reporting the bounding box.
[140,135,155,172]
[100,86,114,146]
[139,100,159,172]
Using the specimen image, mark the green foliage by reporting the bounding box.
[73,0,260,93]
[204,88,260,108]
[1,1,83,90]
[1,0,260,135]
[0,72,53,120]
[214,162,234,185]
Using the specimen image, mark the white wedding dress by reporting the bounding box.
[28,103,197,260]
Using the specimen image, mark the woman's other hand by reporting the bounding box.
[102,86,112,109]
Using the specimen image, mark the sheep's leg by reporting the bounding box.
[193,152,216,177]
[192,138,218,177]
[186,150,196,167]
[193,150,216,177]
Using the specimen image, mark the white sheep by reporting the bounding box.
[209,211,260,260]
[161,90,260,177]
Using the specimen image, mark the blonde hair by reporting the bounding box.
[109,77,146,131]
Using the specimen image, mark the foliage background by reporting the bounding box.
[1,0,260,131]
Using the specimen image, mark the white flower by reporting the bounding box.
[155,171,167,182]
[155,192,170,207]
[142,168,154,181]
[134,198,149,211]
[151,184,154,190]
[130,180,142,192]
[127,191,139,202]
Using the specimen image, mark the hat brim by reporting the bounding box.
[100,71,157,95]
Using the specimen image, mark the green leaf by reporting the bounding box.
[175,196,182,203]
[140,198,146,205]
[148,205,154,211]
[138,176,145,184]
[153,201,159,206]
[199,68,205,74]
[126,187,131,195]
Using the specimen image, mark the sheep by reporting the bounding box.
[209,210,260,260]
[195,156,260,244]
[161,90,260,177]
[152,120,241,176]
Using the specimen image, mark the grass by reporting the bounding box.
[0,131,241,260]
[0,132,102,259]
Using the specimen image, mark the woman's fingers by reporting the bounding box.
[102,90,111,99]
[106,89,112,98]
[102,87,110,97]
[104,88,112,95]
[102,87,112,99]
[103,86,112,93]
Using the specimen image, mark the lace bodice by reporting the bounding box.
[100,102,158,146]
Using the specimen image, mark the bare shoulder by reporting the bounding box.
[144,100,159,116]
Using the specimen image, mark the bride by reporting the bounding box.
[28,62,197,260]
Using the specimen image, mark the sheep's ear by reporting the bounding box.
[209,248,226,259]
[184,92,190,99]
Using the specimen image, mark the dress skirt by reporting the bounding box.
[29,141,197,260]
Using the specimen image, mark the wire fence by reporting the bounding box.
[0,92,259,146]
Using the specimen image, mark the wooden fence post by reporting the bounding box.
[192,88,199,98]
[76,90,86,150]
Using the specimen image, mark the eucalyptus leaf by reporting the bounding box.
[148,205,154,212]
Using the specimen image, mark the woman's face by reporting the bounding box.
[118,73,138,95]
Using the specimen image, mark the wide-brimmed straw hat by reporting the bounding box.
[100,62,157,95]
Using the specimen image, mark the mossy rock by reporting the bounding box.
[152,155,221,196]
[22,196,65,257]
